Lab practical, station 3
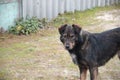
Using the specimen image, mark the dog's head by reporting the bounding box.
[58,24,82,50]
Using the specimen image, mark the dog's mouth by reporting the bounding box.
[64,42,75,50]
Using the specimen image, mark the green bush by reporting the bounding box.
[9,17,44,35]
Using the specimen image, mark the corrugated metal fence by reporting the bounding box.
[22,0,120,20]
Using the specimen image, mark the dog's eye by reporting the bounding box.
[70,35,74,38]
[63,34,67,38]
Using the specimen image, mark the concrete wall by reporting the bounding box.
[0,0,19,30]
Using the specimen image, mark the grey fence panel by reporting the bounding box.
[46,0,53,20]
[82,0,85,10]
[79,0,83,11]
[22,0,120,20]
[52,0,58,18]
[65,0,69,12]
[70,0,75,12]
[115,0,119,4]
[33,0,41,18]
[75,0,80,11]
[117,0,120,3]
[117,0,119,3]
[87,0,92,9]
[28,0,33,18]
[83,0,87,10]
[22,0,27,18]
[106,0,110,6]
[41,0,47,19]
[91,0,95,8]
[93,0,97,7]
[102,0,106,6]
[98,0,101,6]
[95,0,98,7]
[58,0,65,14]
[112,0,115,4]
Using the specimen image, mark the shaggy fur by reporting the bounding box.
[58,24,120,80]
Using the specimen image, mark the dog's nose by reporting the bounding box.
[65,45,70,49]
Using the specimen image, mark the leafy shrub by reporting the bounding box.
[9,17,44,35]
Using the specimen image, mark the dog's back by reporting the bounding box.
[97,27,120,46]
[87,27,120,66]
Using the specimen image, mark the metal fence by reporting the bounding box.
[22,0,120,20]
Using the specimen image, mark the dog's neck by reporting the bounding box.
[80,30,90,50]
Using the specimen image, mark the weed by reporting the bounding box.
[8,17,50,35]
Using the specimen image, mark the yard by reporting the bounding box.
[0,5,120,80]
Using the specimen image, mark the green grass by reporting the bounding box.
[51,4,120,27]
[0,43,35,59]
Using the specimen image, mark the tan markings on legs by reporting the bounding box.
[80,66,88,80]
[89,67,98,80]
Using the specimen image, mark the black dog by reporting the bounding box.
[58,24,120,80]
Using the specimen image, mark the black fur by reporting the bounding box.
[58,24,120,80]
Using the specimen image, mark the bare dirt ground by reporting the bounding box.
[88,9,120,31]
[0,9,120,80]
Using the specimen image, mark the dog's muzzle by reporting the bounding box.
[65,44,70,50]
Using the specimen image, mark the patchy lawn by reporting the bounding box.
[0,4,120,80]
[51,4,120,27]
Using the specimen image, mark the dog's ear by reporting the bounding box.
[58,24,67,35]
[72,24,81,34]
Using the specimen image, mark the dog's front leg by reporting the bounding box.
[89,66,98,80]
[79,66,88,80]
